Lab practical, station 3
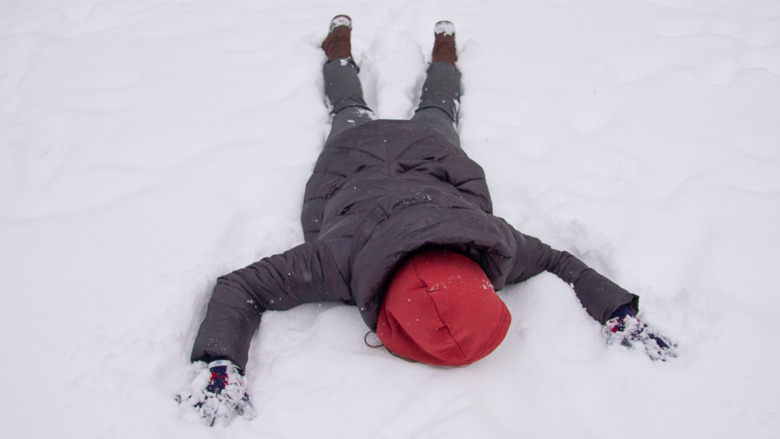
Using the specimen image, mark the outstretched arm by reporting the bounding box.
[504,228,638,323]
[179,241,351,425]
[191,241,351,370]
[503,227,676,361]
[542,247,640,323]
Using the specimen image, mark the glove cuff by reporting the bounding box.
[609,304,634,321]
[208,359,236,369]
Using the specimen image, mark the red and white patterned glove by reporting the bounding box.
[177,359,256,426]
[604,315,678,362]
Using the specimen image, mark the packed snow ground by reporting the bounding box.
[2,0,779,437]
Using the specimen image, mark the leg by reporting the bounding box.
[411,62,461,146]
[321,15,375,142]
[411,21,461,147]
[323,59,375,142]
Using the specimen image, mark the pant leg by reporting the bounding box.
[410,62,462,147]
[323,59,375,142]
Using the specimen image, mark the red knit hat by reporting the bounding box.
[376,250,511,366]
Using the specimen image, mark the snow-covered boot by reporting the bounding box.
[432,21,457,67]
[322,15,353,61]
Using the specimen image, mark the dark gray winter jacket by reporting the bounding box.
[191,120,638,369]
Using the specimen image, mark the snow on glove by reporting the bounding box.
[176,359,256,426]
[603,315,678,362]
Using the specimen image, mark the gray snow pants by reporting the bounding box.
[323,59,462,146]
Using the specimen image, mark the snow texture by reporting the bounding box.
[434,21,456,36]
[330,15,352,31]
[176,360,256,426]
[1,0,779,438]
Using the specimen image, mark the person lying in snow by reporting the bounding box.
[177,15,677,426]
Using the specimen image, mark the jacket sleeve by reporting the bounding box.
[504,229,639,324]
[190,241,351,370]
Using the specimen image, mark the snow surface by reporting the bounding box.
[434,20,455,36]
[2,0,779,437]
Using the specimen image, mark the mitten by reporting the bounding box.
[604,315,678,362]
[177,359,256,426]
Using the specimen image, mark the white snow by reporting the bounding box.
[330,15,352,31]
[434,21,456,36]
[2,0,779,437]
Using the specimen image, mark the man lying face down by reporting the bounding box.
[177,15,677,426]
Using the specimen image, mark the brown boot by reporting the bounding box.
[321,15,352,61]
[431,21,457,67]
